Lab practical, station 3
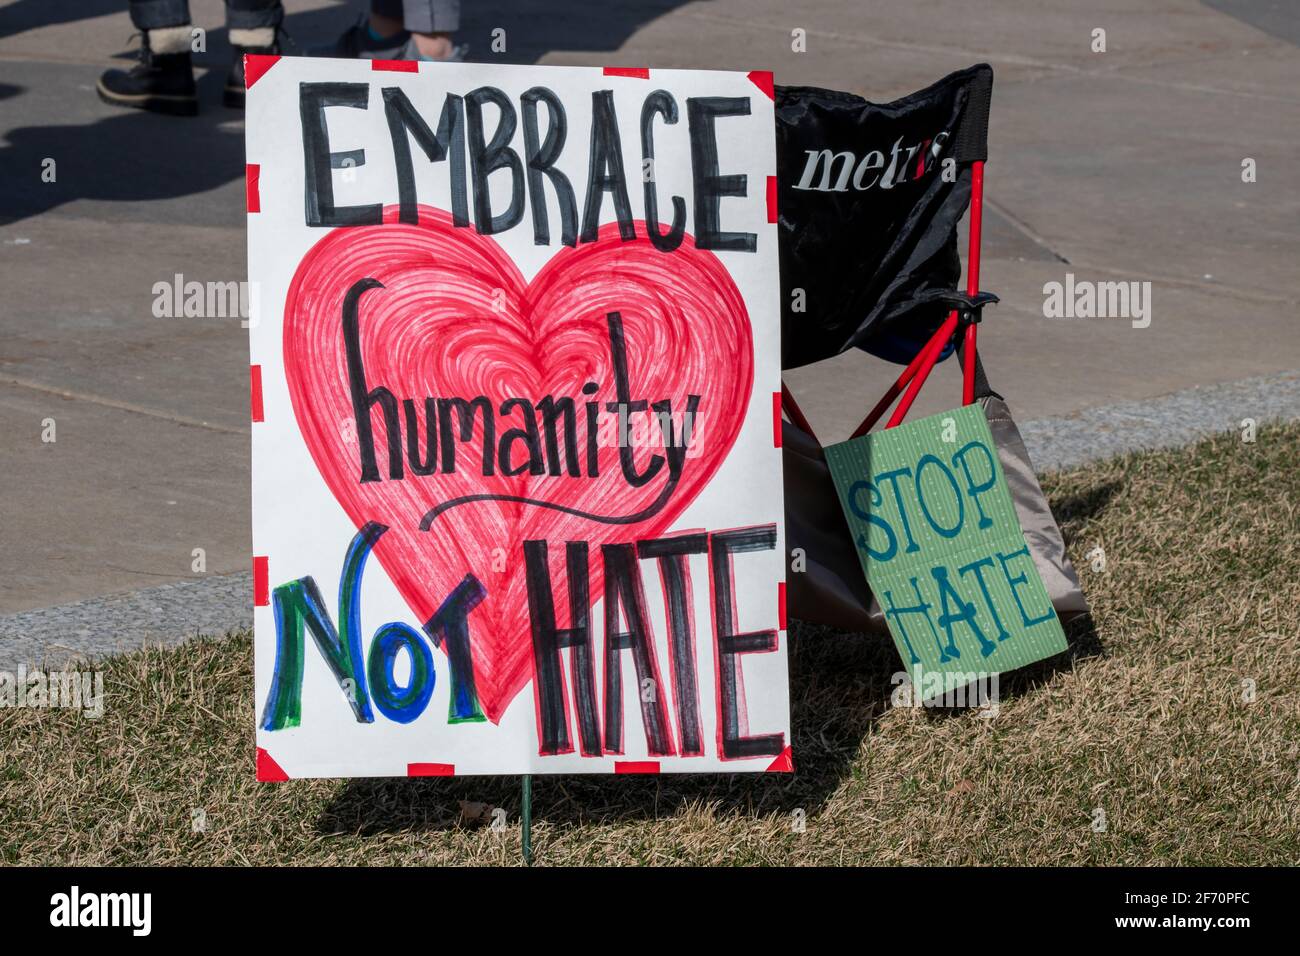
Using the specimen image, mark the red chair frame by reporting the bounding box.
[782,160,986,442]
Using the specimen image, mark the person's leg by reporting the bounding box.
[127,0,195,52]
[223,0,285,108]
[400,0,461,60]
[312,0,464,61]
[97,0,198,115]
[311,0,409,59]
[226,0,282,47]
[368,0,407,40]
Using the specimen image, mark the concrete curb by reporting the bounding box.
[1018,369,1300,473]
[0,572,253,671]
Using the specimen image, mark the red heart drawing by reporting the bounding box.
[283,207,753,723]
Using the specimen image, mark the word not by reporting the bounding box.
[1042,273,1152,329]
[792,131,949,192]
[0,666,103,718]
[302,82,758,251]
[50,887,151,937]
[151,274,256,319]
[261,521,784,761]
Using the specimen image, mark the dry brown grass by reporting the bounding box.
[3,422,1298,865]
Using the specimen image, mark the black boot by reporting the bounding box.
[225,37,281,109]
[97,32,198,117]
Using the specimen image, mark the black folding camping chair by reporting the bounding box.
[773,65,1088,633]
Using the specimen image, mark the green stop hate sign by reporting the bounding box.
[825,403,1067,691]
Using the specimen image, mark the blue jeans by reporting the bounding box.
[128,0,283,31]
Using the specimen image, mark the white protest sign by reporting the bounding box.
[246,55,790,777]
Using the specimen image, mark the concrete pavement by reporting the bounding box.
[1,1,1297,655]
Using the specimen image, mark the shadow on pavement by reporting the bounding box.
[0,0,127,41]
[0,0,702,223]
[1,69,244,222]
[1201,0,1300,45]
